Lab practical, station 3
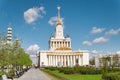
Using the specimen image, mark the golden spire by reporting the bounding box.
[57,6,62,25]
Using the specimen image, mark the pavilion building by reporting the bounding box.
[37,6,89,67]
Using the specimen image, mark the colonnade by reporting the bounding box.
[50,41,71,49]
[47,54,83,67]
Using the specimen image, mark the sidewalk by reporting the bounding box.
[14,68,50,80]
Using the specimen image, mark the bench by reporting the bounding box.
[2,74,12,80]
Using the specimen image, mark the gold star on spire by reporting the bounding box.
[57,6,62,25]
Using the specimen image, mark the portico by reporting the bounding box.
[47,52,83,67]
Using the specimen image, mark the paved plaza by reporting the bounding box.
[14,68,50,80]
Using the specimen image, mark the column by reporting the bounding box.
[51,55,54,66]
[53,41,54,49]
[61,55,62,66]
[81,55,83,66]
[57,55,61,66]
[72,55,75,66]
[78,55,81,66]
[50,41,52,48]
[51,56,53,66]
[52,42,53,48]
[59,56,61,66]
[63,41,65,47]
[70,42,71,48]
[64,55,66,67]
[69,42,70,47]
[54,55,56,66]
[68,55,70,66]
[62,55,64,66]
[54,42,56,48]
[56,55,57,66]
[49,55,50,66]
[70,55,72,67]
[63,55,65,66]
[67,42,68,47]
[49,55,51,66]
[67,55,69,66]
[56,42,57,48]
[62,42,64,47]
[76,55,79,65]
[53,55,55,66]
[48,55,49,66]
[59,41,60,48]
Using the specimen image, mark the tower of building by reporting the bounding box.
[55,6,64,39]
[49,6,71,50]
[7,26,12,43]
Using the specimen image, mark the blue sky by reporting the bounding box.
[0,0,120,56]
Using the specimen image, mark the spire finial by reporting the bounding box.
[57,6,61,18]
[57,6,62,25]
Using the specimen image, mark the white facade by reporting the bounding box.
[37,50,89,67]
[95,53,120,68]
[37,6,89,67]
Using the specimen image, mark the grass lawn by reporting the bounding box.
[43,69,102,80]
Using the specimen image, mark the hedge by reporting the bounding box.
[108,68,120,72]
[102,72,120,80]
[45,66,102,75]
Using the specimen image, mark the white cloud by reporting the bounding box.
[91,27,104,34]
[93,37,108,44]
[27,44,40,55]
[82,41,92,46]
[48,16,64,26]
[117,51,120,54]
[91,50,99,54]
[105,28,120,35]
[24,6,46,24]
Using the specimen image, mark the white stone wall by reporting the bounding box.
[40,52,48,67]
[38,50,89,67]
[82,52,89,65]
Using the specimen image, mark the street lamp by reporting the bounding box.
[36,51,40,68]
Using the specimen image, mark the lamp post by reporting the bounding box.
[38,52,40,68]
[36,51,40,68]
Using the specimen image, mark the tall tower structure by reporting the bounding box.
[55,6,64,39]
[49,6,71,50]
[7,26,12,43]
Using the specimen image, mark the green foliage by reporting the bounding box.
[0,71,6,77]
[45,67,58,71]
[0,36,32,67]
[63,68,74,74]
[108,68,120,72]
[45,66,102,75]
[0,33,32,77]
[89,59,95,65]
[43,69,102,80]
[58,67,74,74]
[6,70,14,78]
[102,72,120,80]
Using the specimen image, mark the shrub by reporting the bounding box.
[102,72,120,80]
[108,68,120,72]
[63,68,74,74]
[45,66,58,71]
[79,66,102,74]
[45,66,102,75]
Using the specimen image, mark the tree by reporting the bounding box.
[0,33,32,77]
[0,33,8,72]
[89,59,95,65]
[113,54,119,67]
